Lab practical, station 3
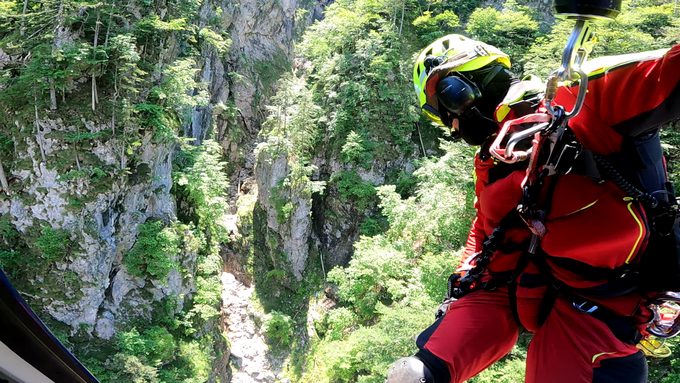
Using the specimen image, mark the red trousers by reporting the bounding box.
[416,290,646,383]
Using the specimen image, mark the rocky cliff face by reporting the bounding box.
[189,0,328,148]
[0,0,332,379]
[0,120,178,326]
[0,0,326,380]
[189,0,339,283]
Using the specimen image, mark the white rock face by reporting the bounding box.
[255,148,312,280]
[95,311,116,340]
[3,113,192,333]
[222,272,280,383]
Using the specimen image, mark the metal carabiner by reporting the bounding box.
[489,113,552,164]
[648,292,680,338]
[545,19,594,121]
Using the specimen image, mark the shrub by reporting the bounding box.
[174,340,211,382]
[377,141,475,256]
[418,252,462,303]
[333,170,377,209]
[317,307,357,341]
[117,328,149,357]
[188,276,221,322]
[124,220,180,281]
[174,140,230,245]
[341,131,373,166]
[35,226,71,261]
[466,3,540,73]
[144,326,176,366]
[312,303,433,382]
[412,10,461,45]
[263,310,294,348]
[109,353,160,383]
[328,236,413,321]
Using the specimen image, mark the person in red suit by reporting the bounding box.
[386,34,680,383]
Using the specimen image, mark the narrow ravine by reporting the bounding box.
[222,272,282,383]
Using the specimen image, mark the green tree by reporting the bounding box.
[466,1,540,74]
[124,220,180,281]
[412,10,460,44]
[173,140,230,246]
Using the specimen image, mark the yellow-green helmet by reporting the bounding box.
[414,34,511,125]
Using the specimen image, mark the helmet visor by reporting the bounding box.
[422,100,454,127]
[422,104,442,124]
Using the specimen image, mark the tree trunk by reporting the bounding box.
[34,97,47,163]
[119,144,126,186]
[56,0,63,19]
[49,78,57,110]
[111,110,116,136]
[74,126,81,171]
[104,13,112,47]
[414,122,425,156]
[92,77,97,111]
[92,10,101,111]
[20,0,28,36]
[50,0,65,111]
[0,158,9,194]
[112,67,118,136]
[104,1,114,47]
[398,0,405,37]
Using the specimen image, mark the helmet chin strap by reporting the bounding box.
[478,65,504,90]
[470,106,497,124]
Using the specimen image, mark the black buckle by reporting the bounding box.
[650,201,679,237]
[447,274,461,299]
[553,142,582,175]
[551,278,564,291]
[451,285,467,299]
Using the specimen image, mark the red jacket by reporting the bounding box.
[461,44,680,331]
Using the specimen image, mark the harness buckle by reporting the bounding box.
[573,300,598,314]
[553,142,582,175]
[436,297,456,319]
[551,278,564,291]
[650,201,679,237]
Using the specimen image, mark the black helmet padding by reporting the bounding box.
[553,0,622,20]
[436,75,481,115]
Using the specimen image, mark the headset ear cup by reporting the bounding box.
[436,75,481,115]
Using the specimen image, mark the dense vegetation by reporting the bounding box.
[255,0,680,382]
[0,0,678,380]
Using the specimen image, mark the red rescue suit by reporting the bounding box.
[416,45,680,383]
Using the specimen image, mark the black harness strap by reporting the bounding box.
[533,256,561,327]
[449,211,522,299]
[515,254,643,345]
[507,251,533,326]
[557,286,643,345]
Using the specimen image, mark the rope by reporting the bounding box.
[593,153,659,208]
